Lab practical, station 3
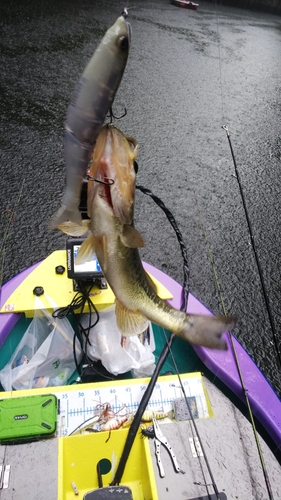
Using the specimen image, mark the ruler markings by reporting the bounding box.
[57,374,210,436]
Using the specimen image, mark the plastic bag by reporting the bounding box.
[80,306,155,377]
[0,296,82,391]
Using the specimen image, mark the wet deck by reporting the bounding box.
[0,378,280,499]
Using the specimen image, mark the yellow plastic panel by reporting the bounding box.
[1,251,173,317]
[58,429,158,500]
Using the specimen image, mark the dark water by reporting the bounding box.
[1,0,281,396]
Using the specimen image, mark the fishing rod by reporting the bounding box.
[195,194,275,500]
[222,125,281,369]
[112,187,224,499]
[112,187,187,486]
[160,324,224,500]
[213,0,280,369]
[136,187,225,499]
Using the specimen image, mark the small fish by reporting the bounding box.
[50,10,131,228]
[58,124,236,350]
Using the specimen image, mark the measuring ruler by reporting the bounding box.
[58,372,212,436]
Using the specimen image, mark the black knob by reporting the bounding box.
[55,265,65,275]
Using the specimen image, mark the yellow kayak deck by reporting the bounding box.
[1,250,173,318]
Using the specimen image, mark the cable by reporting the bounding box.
[52,279,101,380]
[136,185,189,311]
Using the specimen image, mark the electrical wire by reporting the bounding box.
[52,279,101,379]
[136,185,190,311]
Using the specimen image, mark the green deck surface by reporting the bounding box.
[0,315,203,390]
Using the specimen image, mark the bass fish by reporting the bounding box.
[50,10,131,228]
[59,125,236,350]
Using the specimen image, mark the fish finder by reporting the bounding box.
[66,237,107,290]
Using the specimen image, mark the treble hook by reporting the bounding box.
[107,106,127,124]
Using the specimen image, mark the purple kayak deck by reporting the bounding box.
[0,262,40,347]
[1,259,280,455]
[144,262,281,454]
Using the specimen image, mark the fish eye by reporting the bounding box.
[117,36,128,50]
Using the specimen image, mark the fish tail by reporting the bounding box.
[49,205,82,229]
[179,314,236,350]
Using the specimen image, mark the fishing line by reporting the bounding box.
[0,181,26,400]
[112,187,223,497]
[0,180,25,291]
[222,125,281,369]
[134,188,222,497]
[112,332,176,485]
[215,0,280,367]
[112,187,189,485]
[214,0,225,122]
[195,194,275,500]
[161,327,222,500]
[214,7,276,497]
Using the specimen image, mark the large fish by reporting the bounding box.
[59,125,236,350]
[50,10,131,228]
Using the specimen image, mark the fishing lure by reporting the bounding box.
[140,410,168,422]
[50,9,131,228]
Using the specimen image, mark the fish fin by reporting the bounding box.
[125,135,138,159]
[49,205,82,228]
[75,234,96,265]
[115,298,149,337]
[57,220,91,237]
[120,225,145,248]
[179,314,236,350]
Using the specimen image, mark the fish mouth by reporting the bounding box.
[88,125,137,225]
[97,171,114,210]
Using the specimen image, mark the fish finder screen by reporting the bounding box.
[73,245,102,274]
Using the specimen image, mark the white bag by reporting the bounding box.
[0,297,82,391]
[80,306,155,377]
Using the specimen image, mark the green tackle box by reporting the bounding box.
[0,394,58,444]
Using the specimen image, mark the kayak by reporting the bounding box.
[171,0,199,11]
[0,250,280,499]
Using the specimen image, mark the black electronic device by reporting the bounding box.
[66,238,107,290]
